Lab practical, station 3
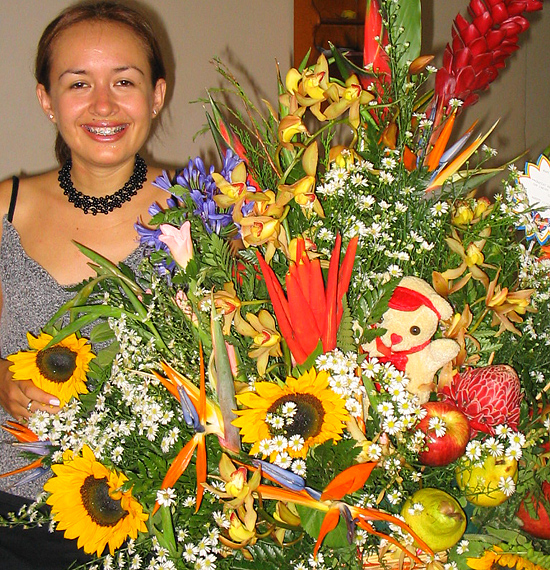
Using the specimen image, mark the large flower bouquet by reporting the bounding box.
[3,1,550,569]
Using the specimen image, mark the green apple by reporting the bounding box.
[401,488,466,552]
[456,455,518,507]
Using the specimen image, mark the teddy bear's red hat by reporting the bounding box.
[388,286,441,319]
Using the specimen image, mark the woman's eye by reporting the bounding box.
[117,79,134,87]
[410,325,421,335]
[71,82,87,89]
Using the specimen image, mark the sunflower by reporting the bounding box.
[233,367,349,459]
[44,445,148,556]
[7,331,95,405]
[468,546,548,570]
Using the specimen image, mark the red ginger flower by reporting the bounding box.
[434,0,542,111]
[256,235,358,365]
[441,364,522,434]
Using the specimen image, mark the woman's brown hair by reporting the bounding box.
[35,1,167,164]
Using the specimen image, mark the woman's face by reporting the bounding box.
[37,20,166,169]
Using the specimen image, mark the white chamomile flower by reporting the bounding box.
[428,416,447,438]
[291,459,307,477]
[505,445,523,461]
[156,487,177,507]
[465,440,482,461]
[484,437,504,457]
[499,476,516,496]
[508,431,526,448]
[289,435,304,452]
[431,202,450,216]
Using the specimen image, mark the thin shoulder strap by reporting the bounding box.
[7,176,19,223]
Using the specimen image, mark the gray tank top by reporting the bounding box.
[0,214,144,498]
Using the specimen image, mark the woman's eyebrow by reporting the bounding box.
[58,65,145,80]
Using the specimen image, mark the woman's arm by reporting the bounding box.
[0,178,61,421]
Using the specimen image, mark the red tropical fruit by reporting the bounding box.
[434,0,543,112]
[516,482,550,539]
[440,364,521,435]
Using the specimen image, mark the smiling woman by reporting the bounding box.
[0,2,170,568]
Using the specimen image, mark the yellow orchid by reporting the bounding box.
[443,305,480,368]
[284,67,302,94]
[280,54,335,121]
[278,114,308,148]
[277,142,324,218]
[228,511,257,544]
[207,283,242,335]
[239,214,288,263]
[204,454,260,548]
[212,162,268,221]
[324,74,375,128]
[328,145,360,169]
[485,268,536,335]
[205,454,262,508]
[432,270,472,298]
[441,227,493,289]
[212,162,254,209]
[234,310,282,376]
[451,197,493,227]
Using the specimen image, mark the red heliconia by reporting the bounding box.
[256,235,358,365]
[434,0,543,112]
[441,364,522,435]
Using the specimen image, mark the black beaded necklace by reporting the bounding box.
[58,154,147,215]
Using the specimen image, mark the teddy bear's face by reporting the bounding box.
[379,305,439,351]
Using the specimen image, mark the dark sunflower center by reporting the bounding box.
[268,394,325,440]
[80,475,128,527]
[36,346,77,383]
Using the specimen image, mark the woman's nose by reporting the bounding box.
[90,85,117,116]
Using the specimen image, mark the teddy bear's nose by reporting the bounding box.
[391,333,403,345]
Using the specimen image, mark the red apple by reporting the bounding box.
[517,481,550,539]
[415,401,470,466]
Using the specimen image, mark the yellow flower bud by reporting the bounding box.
[465,243,484,266]
[473,197,492,218]
[452,202,474,226]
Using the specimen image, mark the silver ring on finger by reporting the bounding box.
[26,400,33,412]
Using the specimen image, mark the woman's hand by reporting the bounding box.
[0,359,60,421]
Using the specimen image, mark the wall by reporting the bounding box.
[1,1,549,181]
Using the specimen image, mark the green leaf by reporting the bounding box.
[92,340,119,368]
[295,505,350,549]
[211,301,241,453]
[394,0,422,67]
[89,321,115,344]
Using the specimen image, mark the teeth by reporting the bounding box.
[86,125,125,135]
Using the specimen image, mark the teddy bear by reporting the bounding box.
[363,276,460,403]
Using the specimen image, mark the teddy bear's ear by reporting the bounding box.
[430,294,453,321]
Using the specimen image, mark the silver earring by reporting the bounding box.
[48,114,55,120]
[152,109,158,116]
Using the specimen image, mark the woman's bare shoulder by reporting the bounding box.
[0,170,59,218]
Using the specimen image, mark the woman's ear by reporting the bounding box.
[36,84,56,122]
[152,78,167,116]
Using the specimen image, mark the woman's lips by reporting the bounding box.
[82,124,128,138]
